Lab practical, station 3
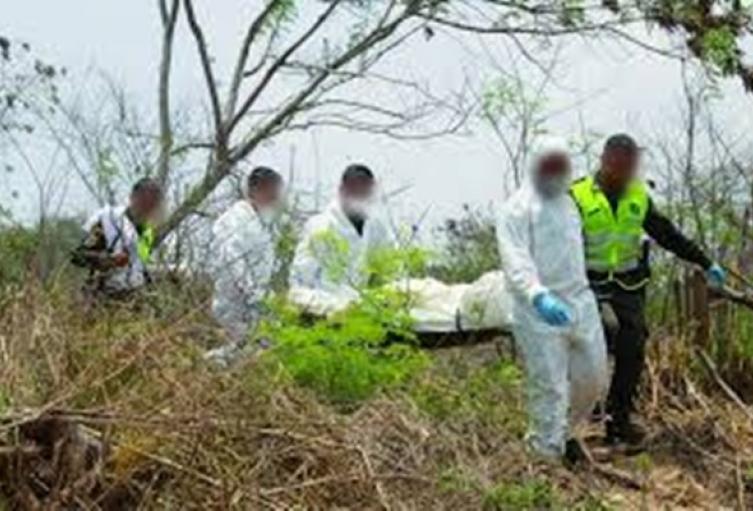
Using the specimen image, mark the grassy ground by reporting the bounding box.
[1,283,752,510]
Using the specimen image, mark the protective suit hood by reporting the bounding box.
[528,136,572,198]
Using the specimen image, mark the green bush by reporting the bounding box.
[261,240,433,405]
[0,218,82,289]
[0,226,38,287]
[430,205,500,283]
[261,290,429,405]
[483,479,559,510]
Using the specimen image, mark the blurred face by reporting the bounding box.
[340,176,376,219]
[250,179,284,209]
[601,148,639,192]
[533,152,571,198]
[129,189,163,225]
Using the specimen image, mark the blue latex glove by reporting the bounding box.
[706,263,726,288]
[533,292,573,327]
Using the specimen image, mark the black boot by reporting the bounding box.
[591,401,606,423]
[605,418,647,447]
[563,438,589,469]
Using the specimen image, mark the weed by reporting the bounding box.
[261,288,429,405]
[437,465,481,495]
[410,358,525,432]
[483,479,559,510]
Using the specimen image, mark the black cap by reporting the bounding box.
[247,166,282,192]
[341,164,374,184]
[131,177,163,197]
[604,133,642,154]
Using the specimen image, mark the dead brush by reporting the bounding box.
[1,281,753,509]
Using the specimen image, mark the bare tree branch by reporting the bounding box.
[157,0,180,187]
[223,0,284,120]
[228,0,345,133]
[182,0,223,138]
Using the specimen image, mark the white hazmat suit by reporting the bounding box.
[210,200,277,344]
[496,137,608,459]
[289,200,393,302]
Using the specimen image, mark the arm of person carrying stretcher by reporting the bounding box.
[495,208,547,305]
[643,198,712,270]
[643,198,726,287]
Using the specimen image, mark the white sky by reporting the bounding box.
[3,1,752,228]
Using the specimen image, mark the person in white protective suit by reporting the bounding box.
[205,167,284,366]
[289,164,394,303]
[72,178,163,299]
[496,136,608,466]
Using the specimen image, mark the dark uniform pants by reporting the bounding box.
[597,285,648,425]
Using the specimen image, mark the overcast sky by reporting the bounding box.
[3,1,752,227]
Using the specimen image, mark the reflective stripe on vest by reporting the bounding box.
[137,225,155,264]
[570,176,649,274]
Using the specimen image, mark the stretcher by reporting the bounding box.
[288,271,514,345]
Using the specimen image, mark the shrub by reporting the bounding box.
[261,291,430,406]
[0,225,38,288]
[483,479,559,510]
[430,205,500,283]
[0,218,82,290]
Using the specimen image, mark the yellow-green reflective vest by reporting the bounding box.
[137,225,156,264]
[570,176,649,275]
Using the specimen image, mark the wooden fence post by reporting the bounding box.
[688,269,711,348]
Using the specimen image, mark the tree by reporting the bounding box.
[151,0,752,243]
[8,2,749,239]
[0,36,62,141]
[0,36,65,223]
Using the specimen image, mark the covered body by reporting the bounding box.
[289,271,513,333]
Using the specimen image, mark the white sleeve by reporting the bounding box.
[495,206,547,305]
[227,234,264,297]
[289,219,323,289]
[212,213,267,301]
[371,217,396,251]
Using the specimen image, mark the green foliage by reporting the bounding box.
[481,77,547,126]
[0,218,82,290]
[266,0,298,30]
[308,229,354,286]
[482,477,613,510]
[430,206,500,283]
[262,292,429,405]
[437,465,481,494]
[0,225,38,288]
[309,228,430,287]
[366,243,430,284]
[410,357,524,431]
[261,240,432,405]
[572,496,614,511]
[701,27,738,74]
[559,0,586,27]
[483,479,560,511]
[270,211,301,292]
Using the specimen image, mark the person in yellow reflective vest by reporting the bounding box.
[571,134,726,446]
[72,178,163,299]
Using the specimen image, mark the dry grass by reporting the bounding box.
[1,283,753,510]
